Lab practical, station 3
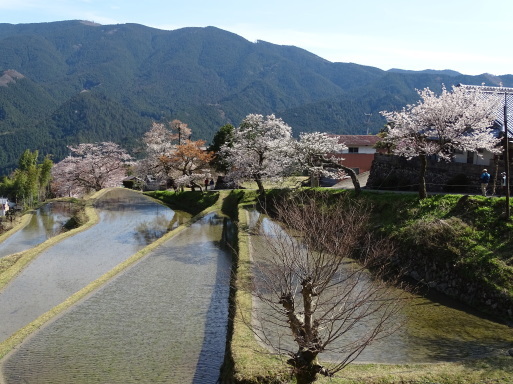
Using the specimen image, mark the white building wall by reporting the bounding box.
[453,150,494,166]
[340,146,376,154]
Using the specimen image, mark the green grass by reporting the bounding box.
[144,190,220,215]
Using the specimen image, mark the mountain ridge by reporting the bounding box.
[0,20,511,174]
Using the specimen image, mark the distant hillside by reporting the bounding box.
[388,68,463,77]
[0,20,512,174]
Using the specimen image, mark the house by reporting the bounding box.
[331,135,382,174]
[0,197,10,217]
[455,84,513,168]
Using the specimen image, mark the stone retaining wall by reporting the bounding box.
[400,254,513,322]
[366,154,503,194]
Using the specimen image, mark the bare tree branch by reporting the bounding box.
[241,191,406,383]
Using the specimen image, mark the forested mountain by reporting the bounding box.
[0,20,512,174]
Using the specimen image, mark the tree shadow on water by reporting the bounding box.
[192,219,233,384]
[414,334,512,362]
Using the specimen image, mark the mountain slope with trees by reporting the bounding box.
[0,20,512,174]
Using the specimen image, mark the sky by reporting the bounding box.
[1,0,512,76]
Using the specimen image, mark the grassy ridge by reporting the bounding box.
[362,192,513,321]
[144,190,220,215]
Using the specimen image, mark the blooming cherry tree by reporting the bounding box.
[160,139,214,191]
[293,132,347,187]
[221,114,293,191]
[138,120,204,190]
[380,85,500,198]
[139,121,179,181]
[52,142,132,196]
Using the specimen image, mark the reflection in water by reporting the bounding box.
[247,208,513,364]
[0,189,181,343]
[1,212,232,384]
[134,214,173,244]
[0,201,73,258]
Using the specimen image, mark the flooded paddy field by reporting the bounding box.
[1,213,231,384]
[0,201,73,259]
[0,189,183,343]
[247,210,513,365]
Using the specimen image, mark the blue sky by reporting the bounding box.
[1,0,512,76]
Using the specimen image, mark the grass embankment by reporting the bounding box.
[0,210,32,244]
[363,192,513,321]
[226,188,513,384]
[144,190,220,215]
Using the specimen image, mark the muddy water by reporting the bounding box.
[0,189,185,343]
[1,212,232,384]
[247,209,513,364]
[0,201,73,258]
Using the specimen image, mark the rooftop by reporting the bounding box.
[332,134,380,147]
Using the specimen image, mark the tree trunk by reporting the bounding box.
[419,153,427,199]
[288,348,328,384]
[318,157,362,195]
[343,166,362,195]
[310,173,319,187]
[255,176,264,192]
[294,365,318,384]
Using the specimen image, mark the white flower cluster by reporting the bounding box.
[220,114,346,187]
[380,85,501,161]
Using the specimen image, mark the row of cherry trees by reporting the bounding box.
[219,114,346,191]
[49,85,501,198]
[50,119,215,197]
[50,115,347,196]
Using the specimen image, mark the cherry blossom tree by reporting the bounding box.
[220,114,293,191]
[380,85,501,198]
[139,121,179,182]
[160,139,214,191]
[138,120,199,189]
[52,142,132,196]
[293,132,352,188]
[170,119,192,145]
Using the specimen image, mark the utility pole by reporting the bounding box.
[504,93,510,218]
[364,113,372,135]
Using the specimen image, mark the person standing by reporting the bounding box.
[499,172,507,197]
[480,169,490,196]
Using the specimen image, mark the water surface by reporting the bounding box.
[246,209,513,364]
[0,189,183,343]
[1,213,232,384]
[0,201,73,258]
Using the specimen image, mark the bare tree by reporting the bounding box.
[244,192,405,384]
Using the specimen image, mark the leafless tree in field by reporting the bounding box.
[244,192,406,384]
